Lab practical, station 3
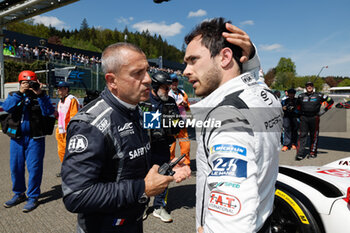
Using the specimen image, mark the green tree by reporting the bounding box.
[79,18,89,40]
[4,60,46,83]
[275,57,296,75]
[80,18,89,31]
[337,79,350,87]
[273,57,297,89]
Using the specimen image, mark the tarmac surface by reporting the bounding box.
[0,108,348,233]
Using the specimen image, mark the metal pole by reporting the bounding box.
[313,66,328,83]
[317,66,327,77]
[0,28,5,99]
[96,63,99,91]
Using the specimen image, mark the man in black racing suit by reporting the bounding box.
[295,81,334,160]
[61,43,190,233]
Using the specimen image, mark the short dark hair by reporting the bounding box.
[287,88,296,94]
[184,17,242,71]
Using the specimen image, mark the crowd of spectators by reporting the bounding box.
[149,66,183,78]
[3,38,188,75]
[3,38,101,68]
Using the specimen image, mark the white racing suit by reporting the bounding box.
[191,57,282,233]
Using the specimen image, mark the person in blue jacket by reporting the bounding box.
[2,70,55,212]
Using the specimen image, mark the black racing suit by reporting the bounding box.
[281,97,299,148]
[62,87,151,233]
[139,93,180,208]
[296,92,333,158]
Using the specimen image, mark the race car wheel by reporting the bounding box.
[271,184,324,233]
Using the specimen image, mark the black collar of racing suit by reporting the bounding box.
[100,87,141,119]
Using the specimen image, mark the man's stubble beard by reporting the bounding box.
[198,64,222,97]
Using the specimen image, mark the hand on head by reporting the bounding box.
[222,23,254,63]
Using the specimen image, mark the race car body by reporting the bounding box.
[335,101,350,109]
[273,157,350,233]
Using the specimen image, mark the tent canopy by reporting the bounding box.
[0,0,79,26]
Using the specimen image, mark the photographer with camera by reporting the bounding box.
[2,70,55,212]
[281,88,299,151]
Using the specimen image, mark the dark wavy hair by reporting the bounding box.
[184,17,242,72]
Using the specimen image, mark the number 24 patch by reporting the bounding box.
[210,157,247,178]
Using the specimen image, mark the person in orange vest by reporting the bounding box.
[55,81,79,177]
[168,74,191,165]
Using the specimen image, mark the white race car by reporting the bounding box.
[272,157,350,233]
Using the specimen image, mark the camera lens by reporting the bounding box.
[29,81,40,91]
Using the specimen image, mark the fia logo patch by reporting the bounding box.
[143,110,161,129]
[67,134,88,153]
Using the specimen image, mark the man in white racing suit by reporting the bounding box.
[183,18,282,233]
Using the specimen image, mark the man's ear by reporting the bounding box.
[220,47,233,68]
[105,73,117,89]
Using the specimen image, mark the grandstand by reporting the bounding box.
[0,0,80,98]
[0,0,194,99]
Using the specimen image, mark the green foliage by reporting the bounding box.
[272,72,295,90]
[275,57,296,75]
[272,57,297,90]
[6,19,185,63]
[338,79,350,87]
[4,59,47,83]
[61,36,102,53]
[80,18,89,31]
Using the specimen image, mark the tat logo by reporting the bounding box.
[208,191,241,216]
[143,110,161,129]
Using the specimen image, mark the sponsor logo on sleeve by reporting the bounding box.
[67,134,88,153]
[261,90,273,105]
[317,169,350,178]
[209,157,247,178]
[96,118,110,133]
[210,144,247,156]
[241,74,253,84]
[211,182,241,189]
[208,191,241,216]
